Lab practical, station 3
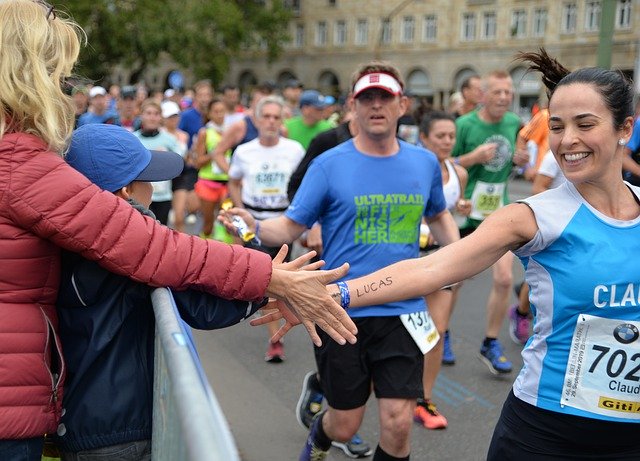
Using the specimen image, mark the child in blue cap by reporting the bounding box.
[55,124,266,460]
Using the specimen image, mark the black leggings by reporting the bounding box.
[487,390,640,460]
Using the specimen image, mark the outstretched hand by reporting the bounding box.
[262,245,356,346]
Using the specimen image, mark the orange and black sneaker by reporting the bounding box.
[414,399,448,430]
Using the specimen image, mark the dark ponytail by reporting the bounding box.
[516,48,633,129]
[515,48,570,94]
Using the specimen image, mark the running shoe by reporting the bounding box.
[509,304,532,345]
[296,371,324,429]
[264,340,285,363]
[414,400,448,430]
[331,434,373,458]
[478,339,512,374]
[441,330,455,365]
[299,413,329,461]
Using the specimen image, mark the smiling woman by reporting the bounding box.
[324,48,640,460]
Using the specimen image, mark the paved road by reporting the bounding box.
[194,178,533,461]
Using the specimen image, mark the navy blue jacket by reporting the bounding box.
[55,250,264,452]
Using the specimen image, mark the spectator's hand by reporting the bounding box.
[251,244,324,335]
[472,142,498,165]
[303,224,323,256]
[455,199,472,216]
[261,245,356,347]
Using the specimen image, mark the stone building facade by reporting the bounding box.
[226,0,638,117]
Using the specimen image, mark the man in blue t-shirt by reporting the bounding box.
[222,62,459,461]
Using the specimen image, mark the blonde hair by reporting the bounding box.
[0,0,84,153]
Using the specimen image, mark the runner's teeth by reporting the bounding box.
[565,153,588,162]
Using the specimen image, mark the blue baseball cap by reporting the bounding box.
[67,124,184,193]
[299,90,329,108]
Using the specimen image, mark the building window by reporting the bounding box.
[284,0,300,16]
[334,20,347,45]
[422,14,437,42]
[511,9,527,37]
[401,16,415,43]
[356,19,369,45]
[481,11,496,39]
[315,21,327,46]
[381,18,392,44]
[294,24,304,48]
[461,12,476,41]
[562,2,577,33]
[585,1,601,32]
[616,0,632,29]
[532,8,547,36]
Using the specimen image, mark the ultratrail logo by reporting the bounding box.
[598,397,640,413]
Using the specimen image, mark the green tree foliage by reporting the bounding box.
[62,0,291,84]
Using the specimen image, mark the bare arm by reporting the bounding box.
[193,128,211,169]
[228,178,243,210]
[212,120,246,173]
[340,203,537,308]
[219,208,307,247]
[426,210,459,247]
[453,142,498,168]
[453,164,472,215]
[532,173,553,195]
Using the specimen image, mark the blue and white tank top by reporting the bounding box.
[513,181,640,423]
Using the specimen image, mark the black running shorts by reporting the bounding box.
[314,316,423,410]
[487,390,640,460]
[171,166,198,192]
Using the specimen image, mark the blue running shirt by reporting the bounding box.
[514,181,640,423]
[286,139,446,318]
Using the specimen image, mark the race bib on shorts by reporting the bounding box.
[400,310,439,355]
[561,314,640,420]
[469,181,504,220]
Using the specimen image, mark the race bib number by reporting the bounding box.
[469,181,504,220]
[561,314,640,420]
[400,310,439,355]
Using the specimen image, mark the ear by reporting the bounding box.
[620,116,634,142]
[346,94,355,111]
[398,95,410,115]
[114,186,130,201]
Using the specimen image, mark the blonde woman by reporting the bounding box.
[0,2,355,458]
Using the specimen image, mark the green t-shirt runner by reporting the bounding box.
[452,109,521,230]
[284,116,333,150]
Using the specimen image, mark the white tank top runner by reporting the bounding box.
[442,159,461,211]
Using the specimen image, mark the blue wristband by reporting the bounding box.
[253,220,262,246]
[336,281,350,309]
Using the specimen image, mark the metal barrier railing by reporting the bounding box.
[151,288,240,461]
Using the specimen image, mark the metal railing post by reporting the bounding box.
[151,288,240,461]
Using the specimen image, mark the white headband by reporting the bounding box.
[353,73,403,98]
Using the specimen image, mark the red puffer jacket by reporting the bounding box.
[0,132,272,439]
